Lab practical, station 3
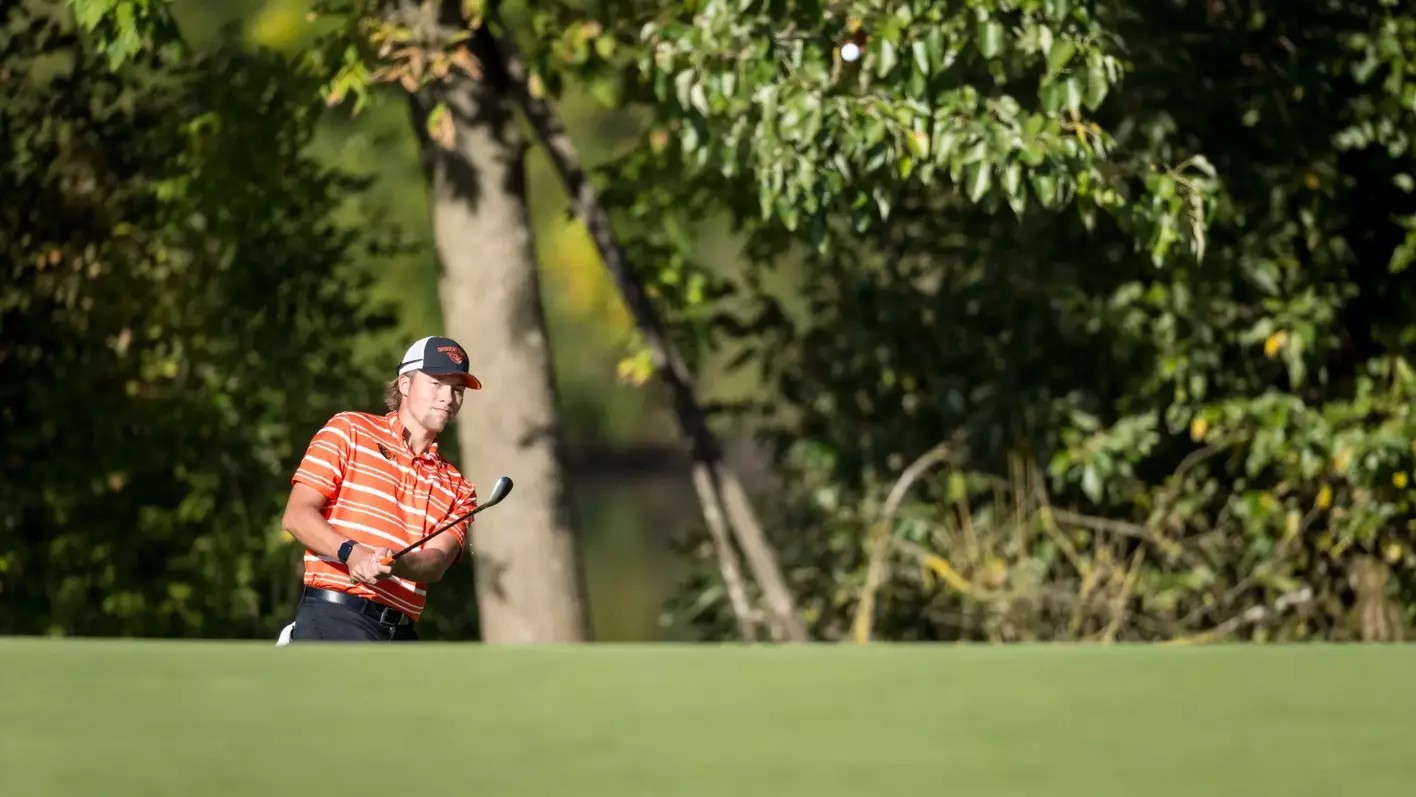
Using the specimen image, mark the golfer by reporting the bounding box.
[277,335,482,642]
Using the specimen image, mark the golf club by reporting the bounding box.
[379,475,514,564]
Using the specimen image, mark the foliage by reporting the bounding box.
[54,0,1416,643]
[575,0,1416,641]
[0,2,400,636]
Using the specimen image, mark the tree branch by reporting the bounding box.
[489,15,807,641]
[1163,586,1313,645]
[851,442,954,643]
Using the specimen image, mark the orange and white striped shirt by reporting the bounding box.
[290,410,477,622]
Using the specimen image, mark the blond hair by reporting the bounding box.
[384,375,405,412]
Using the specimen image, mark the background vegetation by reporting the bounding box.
[5,0,1415,644]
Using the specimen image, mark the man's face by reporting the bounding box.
[401,371,465,434]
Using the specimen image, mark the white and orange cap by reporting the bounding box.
[397,335,482,389]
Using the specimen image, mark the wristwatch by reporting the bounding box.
[337,539,356,564]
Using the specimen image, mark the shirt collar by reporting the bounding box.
[385,411,442,463]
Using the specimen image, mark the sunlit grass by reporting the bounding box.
[4,640,1413,796]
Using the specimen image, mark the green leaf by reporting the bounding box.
[1046,40,1075,80]
[905,130,929,158]
[933,128,959,162]
[1063,76,1083,113]
[1085,61,1109,109]
[674,70,694,108]
[760,85,778,123]
[968,162,992,202]
[1082,465,1102,502]
[912,39,930,73]
[1031,172,1058,207]
[1040,80,1063,112]
[878,39,899,77]
[960,138,988,164]
[977,20,1005,59]
[898,155,916,179]
[873,186,892,220]
[1002,161,1022,198]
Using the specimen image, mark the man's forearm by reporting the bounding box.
[390,548,456,583]
[282,505,348,561]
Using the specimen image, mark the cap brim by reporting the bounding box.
[424,369,482,390]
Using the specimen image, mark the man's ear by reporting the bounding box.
[398,372,414,398]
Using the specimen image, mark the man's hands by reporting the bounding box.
[346,544,394,585]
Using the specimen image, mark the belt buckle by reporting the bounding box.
[375,604,401,626]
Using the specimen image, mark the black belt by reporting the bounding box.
[303,586,413,627]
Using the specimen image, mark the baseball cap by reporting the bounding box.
[397,335,482,389]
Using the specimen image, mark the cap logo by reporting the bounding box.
[437,345,465,366]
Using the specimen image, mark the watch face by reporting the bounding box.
[338,541,354,563]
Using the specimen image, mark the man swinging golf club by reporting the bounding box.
[277,335,509,642]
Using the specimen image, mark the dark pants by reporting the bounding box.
[287,589,419,642]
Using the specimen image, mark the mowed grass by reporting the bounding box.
[2,640,1413,796]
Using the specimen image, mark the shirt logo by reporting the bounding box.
[377,443,395,461]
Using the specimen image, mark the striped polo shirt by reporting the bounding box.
[290,410,478,621]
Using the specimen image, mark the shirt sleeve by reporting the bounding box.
[446,485,479,559]
[290,413,356,499]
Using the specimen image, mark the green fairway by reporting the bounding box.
[1,640,1412,796]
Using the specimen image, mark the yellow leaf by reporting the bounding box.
[1385,542,1404,564]
[1264,331,1287,358]
[615,349,654,387]
[1395,472,1409,489]
[920,553,973,594]
[1189,416,1208,442]
[426,102,455,149]
[1316,484,1333,509]
[1334,448,1351,474]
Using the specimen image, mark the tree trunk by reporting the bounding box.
[403,0,590,643]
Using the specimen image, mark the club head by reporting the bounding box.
[482,475,513,507]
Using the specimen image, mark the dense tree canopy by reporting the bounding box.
[1,2,401,636]
[530,0,1416,641]
[27,0,1416,642]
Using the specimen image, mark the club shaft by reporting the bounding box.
[378,500,499,564]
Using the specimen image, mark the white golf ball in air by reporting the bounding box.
[841,42,861,62]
